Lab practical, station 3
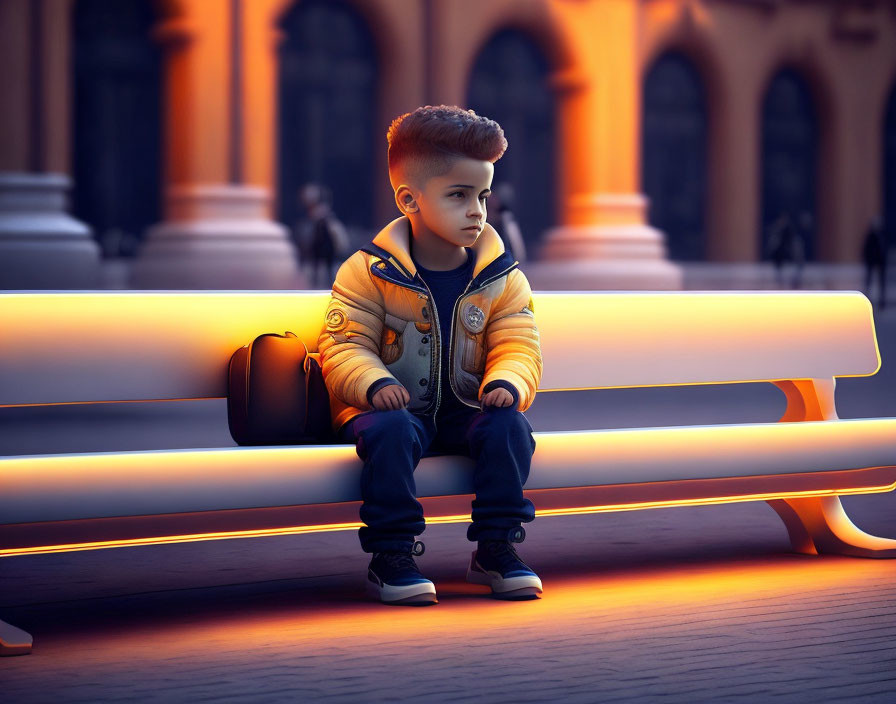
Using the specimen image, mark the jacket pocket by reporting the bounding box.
[459,332,485,374]
[381,314,408,366]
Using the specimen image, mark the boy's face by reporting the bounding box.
[410,157,494,248]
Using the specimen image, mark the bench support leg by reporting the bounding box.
[0,618,32,656]
[767,496,896,558]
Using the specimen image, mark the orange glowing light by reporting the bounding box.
[0,291,880,407]
[4,481,893,559]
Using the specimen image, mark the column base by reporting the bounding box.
[0,173,100,289]
[131,185,306,290]
[532,223,683,290]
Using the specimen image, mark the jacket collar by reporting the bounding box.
[370,216,506,280]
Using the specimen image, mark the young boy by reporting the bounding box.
[318,105,543,605]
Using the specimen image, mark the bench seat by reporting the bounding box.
[3,418,895,556]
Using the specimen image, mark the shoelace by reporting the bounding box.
[381,552,418,571]
[374,541,425,573]
[483,541,528,572]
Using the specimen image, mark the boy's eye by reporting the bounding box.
[449,191,465,198]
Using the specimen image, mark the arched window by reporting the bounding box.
[760,69,818,261]
[641,51,708,261]
[73,0,162,256]
[467,30,555,256]
[277,0,377,235]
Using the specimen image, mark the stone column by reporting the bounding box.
[0,0,100,289]
[132,0,300,289]
[534,0,681,289]
[708,73,759,262]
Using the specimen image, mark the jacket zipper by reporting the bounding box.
[447,262,519,409]
[415,278,441,429]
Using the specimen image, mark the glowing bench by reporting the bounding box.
[2,291,895,655]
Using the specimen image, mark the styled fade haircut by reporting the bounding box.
[387,105,507,189]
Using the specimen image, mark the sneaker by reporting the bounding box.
[366,541,437,605]
[466,538,543,600]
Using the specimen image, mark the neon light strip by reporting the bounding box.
[0,397,221,409]
[533,482,896,516]
[3,481,894,558]
[1,522,363,557]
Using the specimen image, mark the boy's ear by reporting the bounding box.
[395,185,418,214]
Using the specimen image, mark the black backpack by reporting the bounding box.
[227,332,333,445]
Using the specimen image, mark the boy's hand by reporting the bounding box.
[480,387,515,409]
[371,384,410,411]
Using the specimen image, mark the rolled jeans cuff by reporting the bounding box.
[467,523,531,543]
[360,536,416,554]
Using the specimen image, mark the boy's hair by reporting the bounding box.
[387,105,507,189]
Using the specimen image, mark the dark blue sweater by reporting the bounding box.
[416,251,476,418]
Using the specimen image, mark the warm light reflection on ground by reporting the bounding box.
[254,557,894,639]
[5,496,895,702]
[22,553,895,658]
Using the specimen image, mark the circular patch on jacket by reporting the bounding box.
[462,303,486,333]
[326,303,349,332]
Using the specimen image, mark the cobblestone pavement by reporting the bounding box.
[2,496,895,703]
[1,304,895,703]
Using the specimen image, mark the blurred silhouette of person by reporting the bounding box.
[862,215,888,309]
[99,228,139,258]
[487,182,527,263]
[297,183,350,288]
[100,228,123,259]
[797,210,814,249]
[767,212,805,289]
[292,184,318,267]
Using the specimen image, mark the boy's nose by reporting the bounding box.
[468,201,484,219]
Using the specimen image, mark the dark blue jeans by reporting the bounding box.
[339,404,537,553]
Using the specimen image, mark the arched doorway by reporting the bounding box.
[641,51,708,261]
[73,0,162,257]
[277,0,377,238]
[760,68,818,261]
[467,29,555,257]
[884,83,896,249]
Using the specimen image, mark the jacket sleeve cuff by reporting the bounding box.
[366,377,401,405]
[482,380,520,409]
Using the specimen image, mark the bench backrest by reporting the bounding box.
[0,291,880,407]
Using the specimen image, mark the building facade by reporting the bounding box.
[1,0,894,289]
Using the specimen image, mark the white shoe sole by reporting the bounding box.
[466,552,543,599]
[366,577,438,605]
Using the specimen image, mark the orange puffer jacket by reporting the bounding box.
[318,216,543,431]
